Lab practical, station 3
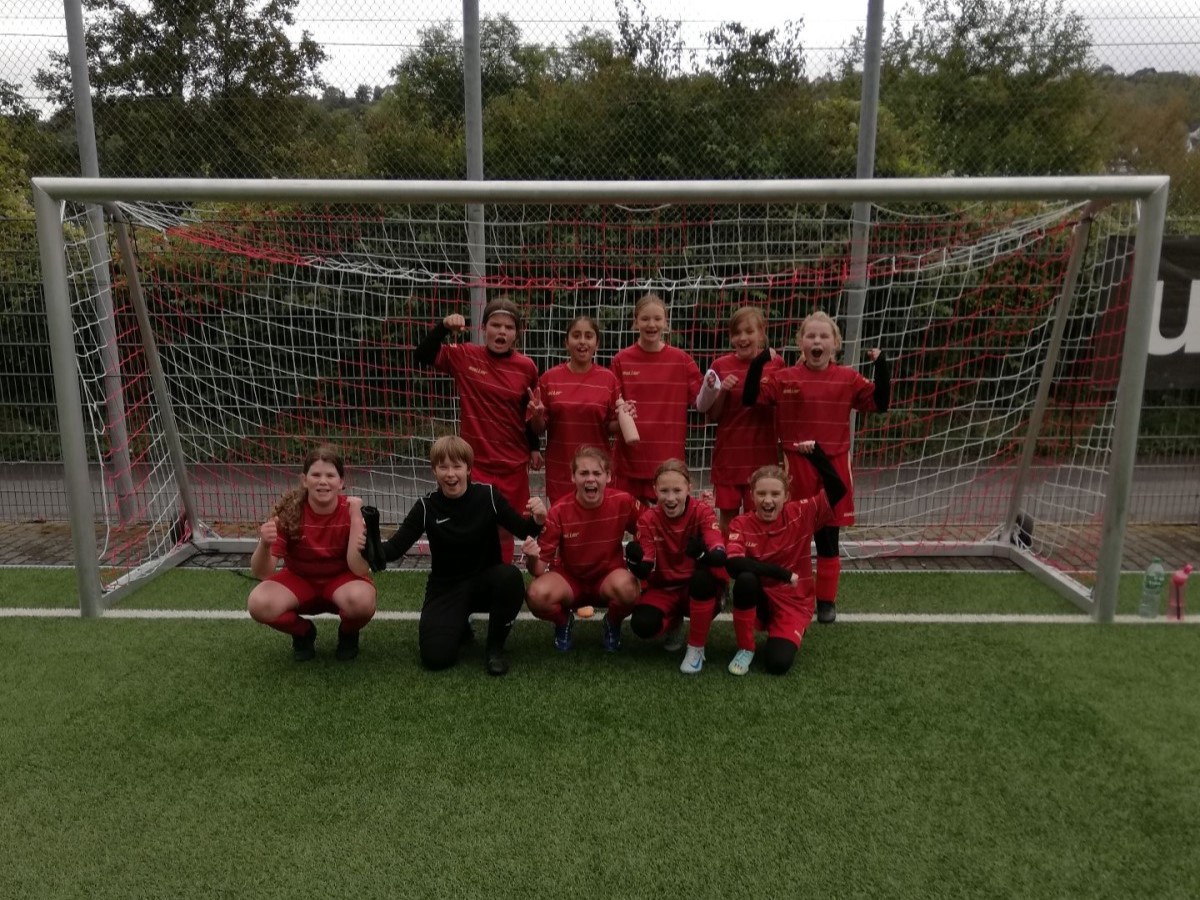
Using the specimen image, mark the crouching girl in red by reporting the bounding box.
[608,459,728,674]
[247,445,376,661]
[523,445,642,652]
[724,443,845,676]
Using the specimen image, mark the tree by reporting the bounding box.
[35,0,324,106]
[0,80,37,125]
[704,21,805,90]
[32,0,326,178]
[0,116,31,218]
[1099,69,1200,215]
[389,16,549,131]
[842,0,1104,175]
[363,89,462,180]
[549,27,618,81]
[615,0,689,76]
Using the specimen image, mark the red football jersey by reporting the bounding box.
[537,489,642,583]
[757,362,877,454]
[611,343,702,479]
[539,363,621,503]
[726,493,834,601]
[271,495,352,581]
[435,342,539,472]
[636,497,724,587]
[710,352,785,485]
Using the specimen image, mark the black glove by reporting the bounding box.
[362,505,387,573]
[624,540,652,579]
[685,532,707,560]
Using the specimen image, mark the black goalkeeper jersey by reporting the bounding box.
[382,481,541,589]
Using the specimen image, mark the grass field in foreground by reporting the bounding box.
[0,566,1157,615]
[2,582,1199,898]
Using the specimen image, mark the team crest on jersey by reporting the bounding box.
[728,531,741,541]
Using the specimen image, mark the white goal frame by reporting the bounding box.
[33,175,1170,622]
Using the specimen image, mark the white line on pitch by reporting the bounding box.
[0,565,1158,575]
[3,608,1197,625]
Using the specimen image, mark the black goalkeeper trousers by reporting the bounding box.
[419,563,525,670]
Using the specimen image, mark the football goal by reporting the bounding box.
[32,176,1169,620]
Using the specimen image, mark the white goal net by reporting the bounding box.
[34,177,1168,618]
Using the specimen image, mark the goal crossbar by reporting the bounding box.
[35,175,1170,206]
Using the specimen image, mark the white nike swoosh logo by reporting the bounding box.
[436,517,451,524]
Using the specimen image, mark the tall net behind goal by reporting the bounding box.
[37,179,1166,616]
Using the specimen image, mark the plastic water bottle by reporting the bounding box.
[1139,557,1166,619]
[1167,564,1193,621]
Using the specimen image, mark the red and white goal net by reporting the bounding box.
[41,179,1164,614]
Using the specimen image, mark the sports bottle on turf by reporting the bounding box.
[1138,557,1166,619]
[1167,564,1192,621]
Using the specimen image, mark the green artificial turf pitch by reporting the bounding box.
[1,569,1198,898]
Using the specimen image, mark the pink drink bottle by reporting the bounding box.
[1167,564,1192,621]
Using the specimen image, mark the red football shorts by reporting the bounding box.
[268,568,373,614]
[475,463,531,562]
[474,464,530,514]
[554,566,624,608]
[759,582,814,646]
[638,583,689,620]
[783,449,854,526]
[713,482,753,513]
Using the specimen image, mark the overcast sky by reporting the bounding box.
[2,0,1198,108]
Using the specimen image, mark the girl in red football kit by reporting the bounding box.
[528,315,621,505]
[725,445,846,676]
[696,306,785,535]
[523,445,642,652]
[607,459,728,674]
[247,445,376,662]
[414,296,542,564]
[610,293,703,504]
[742,310,890,625]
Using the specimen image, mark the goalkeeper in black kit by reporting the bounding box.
[362,435,546,677]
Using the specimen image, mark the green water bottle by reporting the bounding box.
[1139,557,1165,619]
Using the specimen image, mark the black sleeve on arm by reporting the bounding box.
[873,352,890,413]
[491,486,542,539]
[413,322,451,367]
[726,555,793,583]
[382,501,426,562]
[806,443,847,509]
[525,421,542,452]
[702,547,727,568]
[741,348,772,406]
